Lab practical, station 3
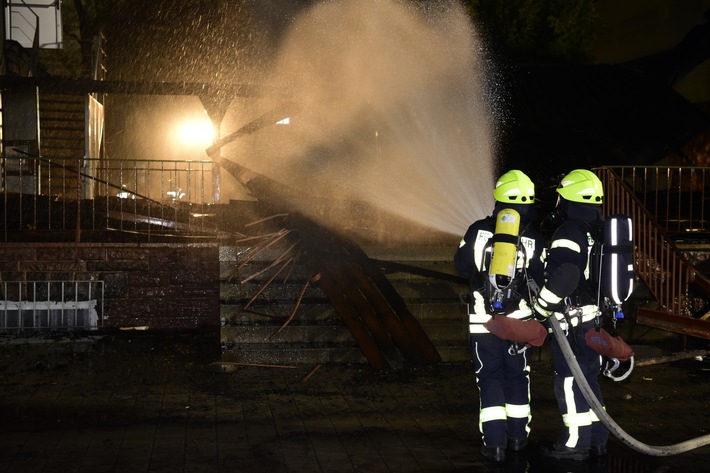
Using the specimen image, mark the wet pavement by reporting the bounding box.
[0,329,709,472]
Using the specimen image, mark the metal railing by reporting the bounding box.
[0,280,103,331]
[596,166,710,317]
[1,155,218,240]
[607,166,709,235]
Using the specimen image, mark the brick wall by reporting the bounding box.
[0,243,220,329]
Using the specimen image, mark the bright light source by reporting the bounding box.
[276,117,290,125]
[176,120,215,147]
[167,189,186,202]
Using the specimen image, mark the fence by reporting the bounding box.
[597,166,710,318]
[607,166,709,235]
[1,155,217,240]
[0,280,103,331]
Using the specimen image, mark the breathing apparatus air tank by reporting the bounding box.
[488,208,521,307]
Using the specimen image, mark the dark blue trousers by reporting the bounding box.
[549,320,610,450]
[471,334,531,448]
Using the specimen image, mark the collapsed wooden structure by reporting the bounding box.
[219,157,442,369]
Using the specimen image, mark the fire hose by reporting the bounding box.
[549,314,710,456]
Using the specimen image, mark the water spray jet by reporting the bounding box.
[219,0,498,240]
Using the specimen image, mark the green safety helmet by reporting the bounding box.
[493,170,535,204]
[557,169,603,204]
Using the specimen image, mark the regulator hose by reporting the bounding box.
[549,315,710,456]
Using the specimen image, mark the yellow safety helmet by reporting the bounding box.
[493,170,535,204]
[557,169,603,204]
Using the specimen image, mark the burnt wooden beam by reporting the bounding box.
[220,156,444,368]
[346,261,435,365]
[372,259,464,284]
[314,268,390,370]
[323,262,403,368]
[358,258,443,365]
[636,307,710,339]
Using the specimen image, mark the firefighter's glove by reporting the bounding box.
[472,291,487,316]
[533,286,564,320]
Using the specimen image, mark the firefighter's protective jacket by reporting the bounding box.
[534,202,603,327]
[536,200,610,451]
[455,202,546,334]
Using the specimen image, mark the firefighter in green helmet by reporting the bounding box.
[533,169,609,462]
[454,170,546,462]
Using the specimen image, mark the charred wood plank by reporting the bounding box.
[323,262,404,368]
[220,157,443,367]
[345,261,435,365]
[315,269,390,370]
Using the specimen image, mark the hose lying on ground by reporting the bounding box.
[549,314,710,456]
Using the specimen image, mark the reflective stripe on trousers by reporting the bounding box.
[478,403,531,429]
[561,376,592,448]
[472,335,531,447]
[550,319,610,450]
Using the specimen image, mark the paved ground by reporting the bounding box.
[0,329,709,473]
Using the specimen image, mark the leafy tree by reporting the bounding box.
[460,0,600,63]
[46,0,142,77]
[62,0,279,83]
[59,0,134,77]
[58,0,600,80]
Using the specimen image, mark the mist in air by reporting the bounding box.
[222,0,497,237]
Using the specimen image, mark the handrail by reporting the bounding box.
[596,167,698,317]
[28,1,40,77]
[0,155,217,241]
[5,0,41,76]
[603,166,710,234]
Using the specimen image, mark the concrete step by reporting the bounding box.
[222,279,465,302]
[221,324,356,344]
[220,319,468,365]
[405,300,465,319]
[221,322,469,365]
[221,302,340,324]
[222,316,466,344]
[220,281,327,301]
[219,244,469,365]
[222,297,464,322]
[221,344,367,365]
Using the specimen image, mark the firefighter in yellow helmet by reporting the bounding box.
[454,170,546,462]
[533,169,609,462]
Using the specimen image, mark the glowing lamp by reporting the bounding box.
[176,120,215,147]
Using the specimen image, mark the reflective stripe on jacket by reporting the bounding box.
[550,304,599,331]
